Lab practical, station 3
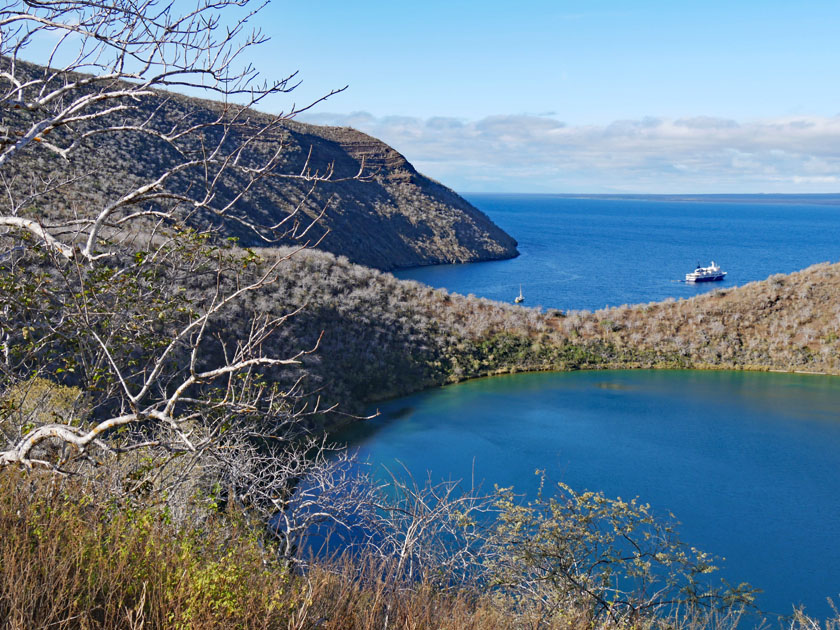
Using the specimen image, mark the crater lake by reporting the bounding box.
[346,195,840,618]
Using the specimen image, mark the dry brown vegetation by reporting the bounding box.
[553,262,840,375]
[0,471,775,630]
[213,251,840,427]
[5,2,837,627]
[1,470,834,630]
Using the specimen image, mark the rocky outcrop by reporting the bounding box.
[260,120,520,270]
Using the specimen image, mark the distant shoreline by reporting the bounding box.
[461,191,840,206]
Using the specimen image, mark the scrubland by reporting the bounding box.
[4,241,840,630]
[564,263,840,374]
[232,250,840,425]
[0,469,759,630]
[0,239,840,629]
[6,12,837,628]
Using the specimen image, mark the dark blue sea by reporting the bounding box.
[340,195,840,620]
[339,371,840,621]
[395,194,840,311]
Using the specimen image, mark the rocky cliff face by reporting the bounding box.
[4,59,518,271]
[263,121,519,269]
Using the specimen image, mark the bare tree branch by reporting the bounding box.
[1,0,363,261]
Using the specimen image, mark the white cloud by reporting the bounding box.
[299,111,840,193]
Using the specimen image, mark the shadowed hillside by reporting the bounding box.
[2,58,518,271]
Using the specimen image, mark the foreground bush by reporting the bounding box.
[2,470,838,630]
[0,471,551,630]
[0,471,297,629]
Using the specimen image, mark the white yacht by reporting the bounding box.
[685,261,727,283]
[515,285,524,303]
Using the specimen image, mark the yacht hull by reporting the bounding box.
[686,274,725,283]
[685,261,727,283]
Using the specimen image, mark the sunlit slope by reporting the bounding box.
[240,251,839,424]
[565,263,840,373]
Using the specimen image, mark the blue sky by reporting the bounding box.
[244,0,840,194]
[29,0,840,194]
[266,1,839,125]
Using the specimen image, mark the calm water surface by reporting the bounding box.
[396,195,840,311]
[337,370,840,619]
[372,196,840,617]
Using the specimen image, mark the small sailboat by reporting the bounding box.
[514,285,524,303]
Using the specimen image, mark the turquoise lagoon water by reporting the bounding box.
[338,370,840,619]
[348,196,840,617]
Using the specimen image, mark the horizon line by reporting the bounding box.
[459,191,840,198]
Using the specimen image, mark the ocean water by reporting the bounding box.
[339,370,840,620]
[345,195,840,619]
[395,194,840,311]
